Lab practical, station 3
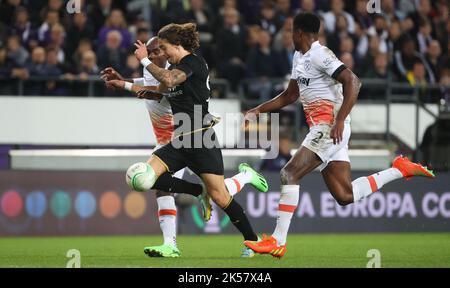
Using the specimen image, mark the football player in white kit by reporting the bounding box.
[102,37,268,258]
[243,13,435,258]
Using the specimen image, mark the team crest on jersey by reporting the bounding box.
[304,60,311,71]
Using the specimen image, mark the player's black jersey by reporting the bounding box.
[166,54,212,133]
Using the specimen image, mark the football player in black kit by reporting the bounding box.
[133,23,262,254]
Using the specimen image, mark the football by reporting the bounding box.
[126,162,155,192]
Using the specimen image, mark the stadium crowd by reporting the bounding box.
[0,0,448,102]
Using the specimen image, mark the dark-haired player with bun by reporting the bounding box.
[244,13,435,258]
[133,23,268,257]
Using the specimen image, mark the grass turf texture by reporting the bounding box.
[0,233,449,268]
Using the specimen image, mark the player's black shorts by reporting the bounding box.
[153,129,224,176]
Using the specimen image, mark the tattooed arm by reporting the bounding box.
[134,40,187,88]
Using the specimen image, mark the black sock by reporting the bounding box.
[153,173,202,197]
[223,198,258,241]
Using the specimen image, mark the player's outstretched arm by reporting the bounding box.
[244,79,299,127]
[330,68,361,144]
[136,85,165,101]
[134,40,187,88]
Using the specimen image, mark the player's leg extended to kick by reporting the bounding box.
[245,146,322,258]
[323,155,436,207]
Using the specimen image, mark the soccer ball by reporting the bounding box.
[126,162,155,192]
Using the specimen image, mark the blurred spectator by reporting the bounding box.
[260,135,292,172]
[394,35,435,83]
[275,0,293,23]
[37,9,60,45]
[365,53,389,79]
[327,13,356,54]
[215,7,248,91]
[152,0,189,29]
[425,40,446,82]
[0,0,22,26]
[362,53,390,99]
[340,52,354,71]
[122,54,141,79]
[416,17,434,54]
[381,0,399,24]
[353,0,372,29]
[438,70,450,104]
[71,39,93,73]
[388,20,403,52]
[66,12,95,59]
[322,0,355,34]
[407,0,433,34]
[135,28,152,46]
[433,2,449,52]
[8,7,38,50]
[23,47,46,95]
[39,0,70,28]
[47,23,66,64]
[273,16,293,51]
[0,46,14,78]
[246,29,288,100]
[367,15,389,54]
[338,36,355,59]
[97,30,127,72]
[296,0,316,14]
[89,0,117,35]
[26,46,48,76]
[44,47,65,96]
[406,60,430,100]
[247,25,262,47]
[79,50,100,76]
[186,0,215,66]
[98,9,132,50]
[273,24,294,74]
[6,34,28,66]
[257,0,283,36]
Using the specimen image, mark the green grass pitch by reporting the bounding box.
[1,233,449,268]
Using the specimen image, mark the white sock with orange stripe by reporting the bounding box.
[352,168,403,202]
[156,196,177,248]
[224,171,252,196]
[272,185,299,246]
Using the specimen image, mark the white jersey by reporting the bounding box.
[290,41,350,127]
[134,63,174,145]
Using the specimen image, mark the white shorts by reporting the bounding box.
[301,123,351,172]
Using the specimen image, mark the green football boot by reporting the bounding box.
[197,184,213,222]
[144,244,181,258]
[238,163,269,192]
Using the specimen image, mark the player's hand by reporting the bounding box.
[243,108,261,129]
[330,120,344,145]
[106,80,125,90]
[100,67,123,81]
[134,40,148,61]
[136,89,163,100]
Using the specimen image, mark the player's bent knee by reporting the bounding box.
[280,165,299,185]
[335,193,353,206]
[208,189,229,208]
[126,162,158,192]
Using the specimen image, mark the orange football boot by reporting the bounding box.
[244,235,286,258]
[392,156,435,180]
